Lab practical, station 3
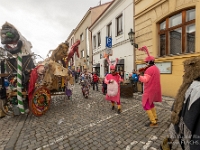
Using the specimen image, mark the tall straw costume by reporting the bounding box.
[161,57,200,150]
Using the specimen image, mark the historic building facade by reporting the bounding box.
[66,2,111,72]
[134,0,199,97]
[90,0,134,78]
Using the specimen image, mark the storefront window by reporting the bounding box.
[159,8,195,56]
[116,65,124,79]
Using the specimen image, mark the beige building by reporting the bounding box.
[134,0,199,98]
[66,2,111,73]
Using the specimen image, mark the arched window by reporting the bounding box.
[159,8,195,56]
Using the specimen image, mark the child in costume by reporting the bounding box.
[136,46,162,127]
[104,57,123,114]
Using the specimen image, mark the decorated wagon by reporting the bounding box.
[0,22,80,116]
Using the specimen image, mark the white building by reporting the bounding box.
[89,0,134,79]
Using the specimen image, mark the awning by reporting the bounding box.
[93,63,100,68]
[111,59,124,64]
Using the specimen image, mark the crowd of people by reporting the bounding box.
[67,45,199,150]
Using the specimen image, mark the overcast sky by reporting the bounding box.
[0,0,111,62]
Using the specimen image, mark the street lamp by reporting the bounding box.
[128,28,138,48]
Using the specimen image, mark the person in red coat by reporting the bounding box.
[104,57,123,114]
[92,72,99,91]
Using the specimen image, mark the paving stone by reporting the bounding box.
[1,84,175,150]
[63,143,70,148]
[43,147,51,150]
[83,146,90,150]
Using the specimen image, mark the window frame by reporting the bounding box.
[80,33,84,41]
[158,8,195,56]
[107,23,112,37]
[93,35,96,49]
[116,14,123,36]
[81,50,84,58]
[71,37,74,46]
[97,32,101,47]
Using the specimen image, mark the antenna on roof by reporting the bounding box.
[99,0,101,5]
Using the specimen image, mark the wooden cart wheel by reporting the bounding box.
[0,99,14,116]
[29,86,51,117]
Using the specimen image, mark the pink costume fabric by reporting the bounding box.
[139,65,162,110]
[104,73,123,103]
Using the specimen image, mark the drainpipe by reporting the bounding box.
[88,29,93,72]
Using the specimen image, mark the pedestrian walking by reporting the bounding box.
[160,57,200,150]
[92,72,99,91]
[131,69,139,92]
[136,46,162,127]
[104,57,123,114]
[102,77,107,95]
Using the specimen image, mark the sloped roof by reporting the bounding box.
[89,0,116,30]
[72,1,112,35]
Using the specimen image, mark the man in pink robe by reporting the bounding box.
[105,64,123,114]
[137,54,162,127]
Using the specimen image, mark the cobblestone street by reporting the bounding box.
[0,84,182,150]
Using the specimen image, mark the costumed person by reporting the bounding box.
[81,67,92,98]
[136,46,162,127]
[65,68,75,100]
[160,57,200,150]
[28,65,45,101]
[104,56,123,114]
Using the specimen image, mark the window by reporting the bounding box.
[71,37,74,46]
[81,50,84,58]
[116,14,123,36]
[107,23,112,37]
[80,33,84,41]
[97,32,101,47]
[93,35,96,49]
[159,9,195,56]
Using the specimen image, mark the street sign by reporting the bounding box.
[104,48,113,58]
[106,37,112,48]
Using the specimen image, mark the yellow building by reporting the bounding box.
[134,0,200,98]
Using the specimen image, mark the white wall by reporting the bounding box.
[91,0,134,78]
